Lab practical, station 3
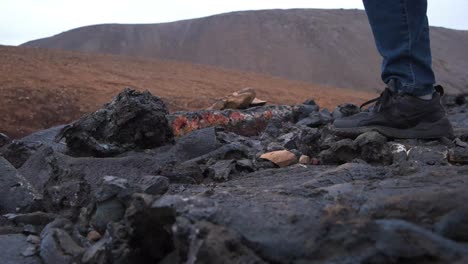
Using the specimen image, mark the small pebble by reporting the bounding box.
[299,155,311,165]
[87,230,102,242]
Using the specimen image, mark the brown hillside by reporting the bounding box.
[22,9,468,94]
[0,45,375,138]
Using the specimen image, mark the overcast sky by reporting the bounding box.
[1,0,467,46]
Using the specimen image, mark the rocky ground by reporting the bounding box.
[0,88,467,264]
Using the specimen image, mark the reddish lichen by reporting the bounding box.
[202,112,230,126]
[263,110,273,120]
[171,108,287,137]
[229,112,245,122]
[172,116,188,137]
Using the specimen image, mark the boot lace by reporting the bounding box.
[360,88,395,112]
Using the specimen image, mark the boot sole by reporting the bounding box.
[332,117,454,139]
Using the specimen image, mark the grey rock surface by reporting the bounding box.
[137,175,170,195]
[40,228,84,263]
[0,234,42,264]
[1,140,44,168]
[1,91,468,263]
[0,157,39,214]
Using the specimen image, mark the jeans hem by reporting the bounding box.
[399,84,435,96]
[385,78,434,96]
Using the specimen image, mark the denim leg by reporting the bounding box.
[363,0,435,96]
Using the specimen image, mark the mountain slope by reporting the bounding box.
[22,9,468,94]
[0,45,374,138]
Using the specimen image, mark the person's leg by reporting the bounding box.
[363,0,435,97]
[332,0,453,139]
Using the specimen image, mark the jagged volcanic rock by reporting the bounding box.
[1,90,468,263]
[56,88,174,157]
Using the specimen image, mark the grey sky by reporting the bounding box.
[1,0,467,46]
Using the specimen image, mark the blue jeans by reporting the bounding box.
[363,0,435,96]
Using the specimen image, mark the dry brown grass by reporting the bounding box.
[0,45,376,138]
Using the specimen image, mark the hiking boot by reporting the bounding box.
[332,85,454,139]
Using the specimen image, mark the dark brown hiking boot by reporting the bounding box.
[332,85,454,139]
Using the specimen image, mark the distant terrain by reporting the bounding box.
[22,9,468,94]
[0,45,374,138]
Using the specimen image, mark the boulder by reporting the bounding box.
[56,88,174,157]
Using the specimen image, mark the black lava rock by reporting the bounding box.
[56,88,174,157]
